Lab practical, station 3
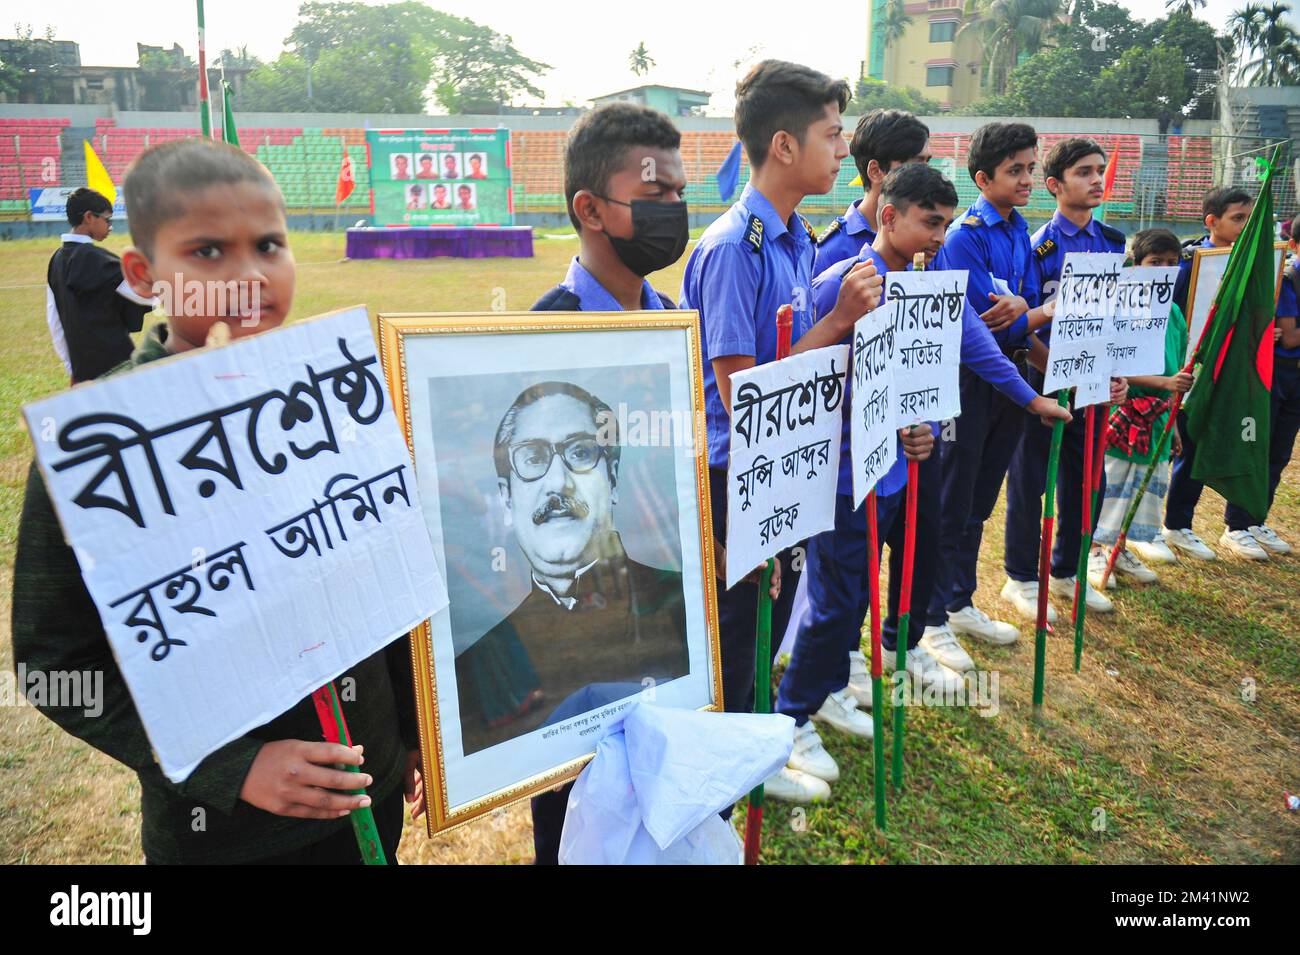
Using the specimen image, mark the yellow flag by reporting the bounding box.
[849,173,863,187]
[83,139,117,208]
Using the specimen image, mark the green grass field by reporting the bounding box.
[1,231,1297,864]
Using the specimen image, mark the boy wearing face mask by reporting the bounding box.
[527,101,689,864]
[533,102,688,312]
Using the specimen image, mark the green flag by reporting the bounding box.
[221,80,240,147]
[1183,150,1281,523]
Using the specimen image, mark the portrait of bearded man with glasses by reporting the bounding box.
[454,380,690,754]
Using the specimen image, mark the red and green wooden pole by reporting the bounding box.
[742,304,794,865]
[1033,391,1070,716]
[867,489,886,829]
[310,681,387,864]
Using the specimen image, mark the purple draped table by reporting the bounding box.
[345,226,534,260]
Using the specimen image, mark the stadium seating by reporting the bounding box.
[0,115,1287,227]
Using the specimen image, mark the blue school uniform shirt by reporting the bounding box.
[811,244,1038,499]
[1023,211,1127,347]
[1171,234,1214,316]
[932,194,1033,349]
[680,182,817,470]
[1277,253,1300,359]
[813,198,876,276]
[548,256,668,312]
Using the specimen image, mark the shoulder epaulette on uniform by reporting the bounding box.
[816,217,843,246]
[962,215,983,228]
[1034,237,1056,260]
[798,214,817,242]
[1098,221,1126,245]
[744,213,764,252]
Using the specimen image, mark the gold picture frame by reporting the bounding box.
[1184,241,1288,362]
[377,310,722,836]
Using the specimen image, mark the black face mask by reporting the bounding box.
[597,197,689,276]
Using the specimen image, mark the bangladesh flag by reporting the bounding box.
[1183,150,1281,522]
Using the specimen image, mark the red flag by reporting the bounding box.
[1101,149,1118,204]
[335,152,355,205]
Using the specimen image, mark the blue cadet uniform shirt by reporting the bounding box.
[933,194,1033,349]
[534,256,671,312]
[813,197,877,276]
[1275,253,1299,359]
[1023,211,1127,347]
[680,182,817,470]
[810,244,1038,499]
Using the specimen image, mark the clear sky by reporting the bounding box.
[13,0,1295,113]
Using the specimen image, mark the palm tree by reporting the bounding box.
[1165,0,1207,15]
[628,42,655,77]
[881,0,914,47]
[1229,1,1300,84]
[960,0,1067,94]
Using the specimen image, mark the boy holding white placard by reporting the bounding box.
[1092,229,1192,581]
[12,138,421,864]
[1002,138,1128,622]
[778,165,1068,793]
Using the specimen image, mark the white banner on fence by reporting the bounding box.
[850,306,898,507]
[885,269,967,427]
[1043,252,1125,408]
[726,346,848,589]
[1109,266,1179,377]
[23,307,447,782]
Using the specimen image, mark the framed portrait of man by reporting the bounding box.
[377,310,721,835]
[1184,241,1288,362]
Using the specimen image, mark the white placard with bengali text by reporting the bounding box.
[1043,252,1125,408]
[725,346,848,589]
[850,306,899,507]
[1109,266,1179,377]
[885,269,967,427]
[23,307,447,782]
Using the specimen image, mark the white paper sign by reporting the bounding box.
[1043,252,1125,408]
[886,269,967,427]
[23,307,448,782]
[726,346,848,589]
[850,307,899,507]
[1186,244,1287,363]
[1109,266,1179,377]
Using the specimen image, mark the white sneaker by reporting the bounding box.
[787,719,839,782]
[1000,577,1057,624]
[919,625,976,673]
[1219,529,1269,561]
[812,687,874,740]
[762,765,831,803]
[846,649,874,709]
[1130,533,1178,565]
[1087,548,1118,590]
[881,643,965,693]
[1164,526,1216,560]
[947,604,1019,645]
[1110,546,1158,583]
[1248,524,1292,555]
[1049,574,1114,613]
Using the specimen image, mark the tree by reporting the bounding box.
[854,76,941,113]
[1230,1,1300,84]
[880,0,914,49]
[241,1,551,113]
[1092,44,1189,123]
[959,0,1068,94]
[1,24,71,103]
[628,42,654,77]
[1164,0,1206,14]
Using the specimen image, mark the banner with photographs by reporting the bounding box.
[22,307,448,782]
[365,128,513,227]
[378,310,722,835]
